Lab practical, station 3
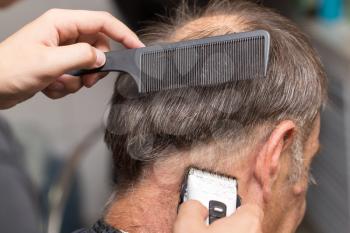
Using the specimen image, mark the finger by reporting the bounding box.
[232,204,264,222]
[59,27,105,46]
[56,75,83,94]
[42,87,69,99]
[174,200,208,233]
[75,32,109,47]
[45,81,65,92]
[45,42,106,77]
[43,75,83,98]
[209,204,263,233]
[42,90,68,99]
[42,9,144,48]
[82,72,108,88]
[80,33,110,87]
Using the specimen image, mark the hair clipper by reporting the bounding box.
[179,168,241,224]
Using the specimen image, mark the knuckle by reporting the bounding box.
[65,83,82,93]
[79,42,92,52]
[99,11,113,18]
[79,43,96,65]
[43,8,62,19]
[188,200,204,210]
[43,91,62,100]
[180,200,195,211]
[180,200,206,215]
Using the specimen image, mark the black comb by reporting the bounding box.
[69,30,270,93]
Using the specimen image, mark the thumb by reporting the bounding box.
[174,200,208,233]
[226,179,264,231]
[233,204,264,221]
[218,204,263,230]
[46,43,106,76]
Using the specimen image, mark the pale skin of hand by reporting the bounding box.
[0,9,144,109]
[174,200,263,233]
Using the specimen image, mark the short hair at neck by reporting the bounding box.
[104,0,327,192]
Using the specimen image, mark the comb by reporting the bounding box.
[69,30,270,93]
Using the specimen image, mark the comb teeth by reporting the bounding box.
[140,33,267,93]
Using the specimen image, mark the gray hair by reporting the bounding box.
[105,0,327,189]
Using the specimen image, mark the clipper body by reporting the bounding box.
[180,168,240,224]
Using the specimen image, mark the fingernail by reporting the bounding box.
[136,38,145,47]
[95,49,106,67]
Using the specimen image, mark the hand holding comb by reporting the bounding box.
[69,30,270,93]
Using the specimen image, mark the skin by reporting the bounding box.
[174,201,263,233]
[0,0,17,8]
[105,116,321,233]
[0,9,144,109]
[171,15,321,232]
[0,3,320,232]
[262,117,321,233]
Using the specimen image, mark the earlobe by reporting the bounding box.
[254,120,296,202]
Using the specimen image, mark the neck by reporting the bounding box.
[105,180,181,233]
[104,148,258,233]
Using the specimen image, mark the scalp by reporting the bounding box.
[169,14,246,42]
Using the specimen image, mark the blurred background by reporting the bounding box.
[0,0,349,233]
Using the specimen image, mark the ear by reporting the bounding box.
[254,120,296,202]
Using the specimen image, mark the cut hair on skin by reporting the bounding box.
[104,0,327,192]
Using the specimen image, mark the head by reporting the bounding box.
[104,1,327,233]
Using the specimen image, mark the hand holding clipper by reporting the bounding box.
[179,168,241,224]
[174,201,263,233]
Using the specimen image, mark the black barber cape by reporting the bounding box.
[73,220,123,233]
